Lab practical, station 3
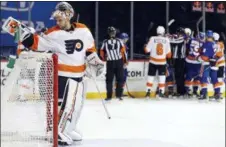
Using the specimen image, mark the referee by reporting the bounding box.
[100,26,127,101]
[169,28,186,97]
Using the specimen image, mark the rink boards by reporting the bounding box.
[1,60,225,99]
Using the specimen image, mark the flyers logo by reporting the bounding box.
[1,2,34,12]
[65,39,84,54]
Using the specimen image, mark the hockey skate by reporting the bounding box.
[172,93,181,99]
[68,130,83,142]
[167,88,174,98]
[145,89,151,99]
[105,97,112,101]
[193,91,200,99]
[159,90,165,98]
[198,94,208,102]
[117,97,123,101]
[209,93,223,102]
[185,90,193,99]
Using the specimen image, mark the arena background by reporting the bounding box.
[1,1,226,59]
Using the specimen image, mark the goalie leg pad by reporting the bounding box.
[58,78,85,141]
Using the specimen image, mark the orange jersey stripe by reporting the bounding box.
[149,57,166,62]
[201,83,208,87]
[58,64,86,73]
[187,55,197,60]
[73,22,87,29]
[158,83,165,88]
[214,82,223,88]
[44,26,60,35]
[185,81,193,86]
[166,81,174,86]
[193,81,200,86]
[200,55,209,61]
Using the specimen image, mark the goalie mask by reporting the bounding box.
[50,2,74,20]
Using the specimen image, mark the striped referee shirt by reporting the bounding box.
[169,35,186,59]
[100,38,127,63]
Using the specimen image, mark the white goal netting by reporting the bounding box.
[1,52,58,147]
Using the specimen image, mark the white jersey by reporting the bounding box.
[145,36,171,65]
[29,23,96,78]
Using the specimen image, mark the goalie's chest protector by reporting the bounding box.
[45,24,95,78]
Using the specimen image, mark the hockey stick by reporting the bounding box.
[76,13,80,23]
[87,65,111,119]
[196,16,203,39]
[192,64,211,80]
[145,21,154,43]
[125,82,135,98]
[168,19,175,27]
[220,32,226,42]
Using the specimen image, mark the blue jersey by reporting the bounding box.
[199,40,216,65]
[186,38,202,64]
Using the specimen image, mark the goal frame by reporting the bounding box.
[52,54,58,147]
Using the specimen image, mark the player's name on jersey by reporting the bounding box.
[154,39,166,43]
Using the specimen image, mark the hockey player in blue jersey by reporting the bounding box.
[184,32,204,98]
[119,32,129,96]
[197,30,216,100]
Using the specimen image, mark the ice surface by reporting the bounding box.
[69,98,225,147]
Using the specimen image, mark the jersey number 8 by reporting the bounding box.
[156,43,163,55]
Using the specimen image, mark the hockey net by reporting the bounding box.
[1,52,58,147]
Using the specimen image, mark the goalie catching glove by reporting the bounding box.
[86,52,105,77]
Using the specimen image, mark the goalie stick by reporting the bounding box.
[87,65,111,119]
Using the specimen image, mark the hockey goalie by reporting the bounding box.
[2,2,104,145]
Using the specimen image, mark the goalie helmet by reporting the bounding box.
[50,2,74,20]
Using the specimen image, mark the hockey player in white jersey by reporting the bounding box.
[7,2,105,145]
[144,26,172,98]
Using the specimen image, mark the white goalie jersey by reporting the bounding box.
[29,23,97,78]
